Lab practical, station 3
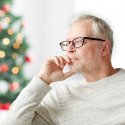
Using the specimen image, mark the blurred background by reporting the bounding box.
[1,0,125,122]
[13,0,125,78]
[13,0,75,79]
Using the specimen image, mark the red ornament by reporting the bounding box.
[2,4,11,13]
[0,102,11,110]
[0,64,9,73]
[0,66,1,72]
[9,82,19,92]
[25,56,32,62]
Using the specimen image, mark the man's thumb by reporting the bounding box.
[63,71,75,79]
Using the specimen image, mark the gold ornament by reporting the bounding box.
[11,53,18,59]
[13,42,20,49]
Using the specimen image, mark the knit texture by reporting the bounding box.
[1,69,125,125]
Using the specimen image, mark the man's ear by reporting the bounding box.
[101,41,111,56]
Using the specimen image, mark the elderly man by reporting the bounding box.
[2,14,125,125]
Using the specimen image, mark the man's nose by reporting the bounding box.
[66,42,76,53]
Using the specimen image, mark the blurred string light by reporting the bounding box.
[12,66,19,74]
[0,51,5,58]
[4,16,11,24]
[13,32,23,49]
[3,38,10,45]
[7,28,14,35]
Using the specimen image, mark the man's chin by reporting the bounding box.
[68,65,82,73]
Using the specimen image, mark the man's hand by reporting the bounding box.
[37,55,75,85]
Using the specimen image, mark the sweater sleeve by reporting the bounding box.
[1,76,54,125]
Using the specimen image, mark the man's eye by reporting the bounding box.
[63,43,69,46]
[75,40,82,44]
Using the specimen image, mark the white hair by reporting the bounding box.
[71,14,114,54]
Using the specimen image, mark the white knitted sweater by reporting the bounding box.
[1,69,125,125]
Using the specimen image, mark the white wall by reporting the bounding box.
[74,0,125,69]
[12,0,75,78]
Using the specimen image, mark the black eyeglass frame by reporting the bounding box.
[59,37,105,51]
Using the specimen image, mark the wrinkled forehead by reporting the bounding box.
[66,20,93,41]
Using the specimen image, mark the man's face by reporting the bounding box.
[66,20,103,73]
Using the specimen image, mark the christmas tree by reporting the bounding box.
[0,0,30,110]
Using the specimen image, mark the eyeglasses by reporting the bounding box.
[59,37,105,51]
